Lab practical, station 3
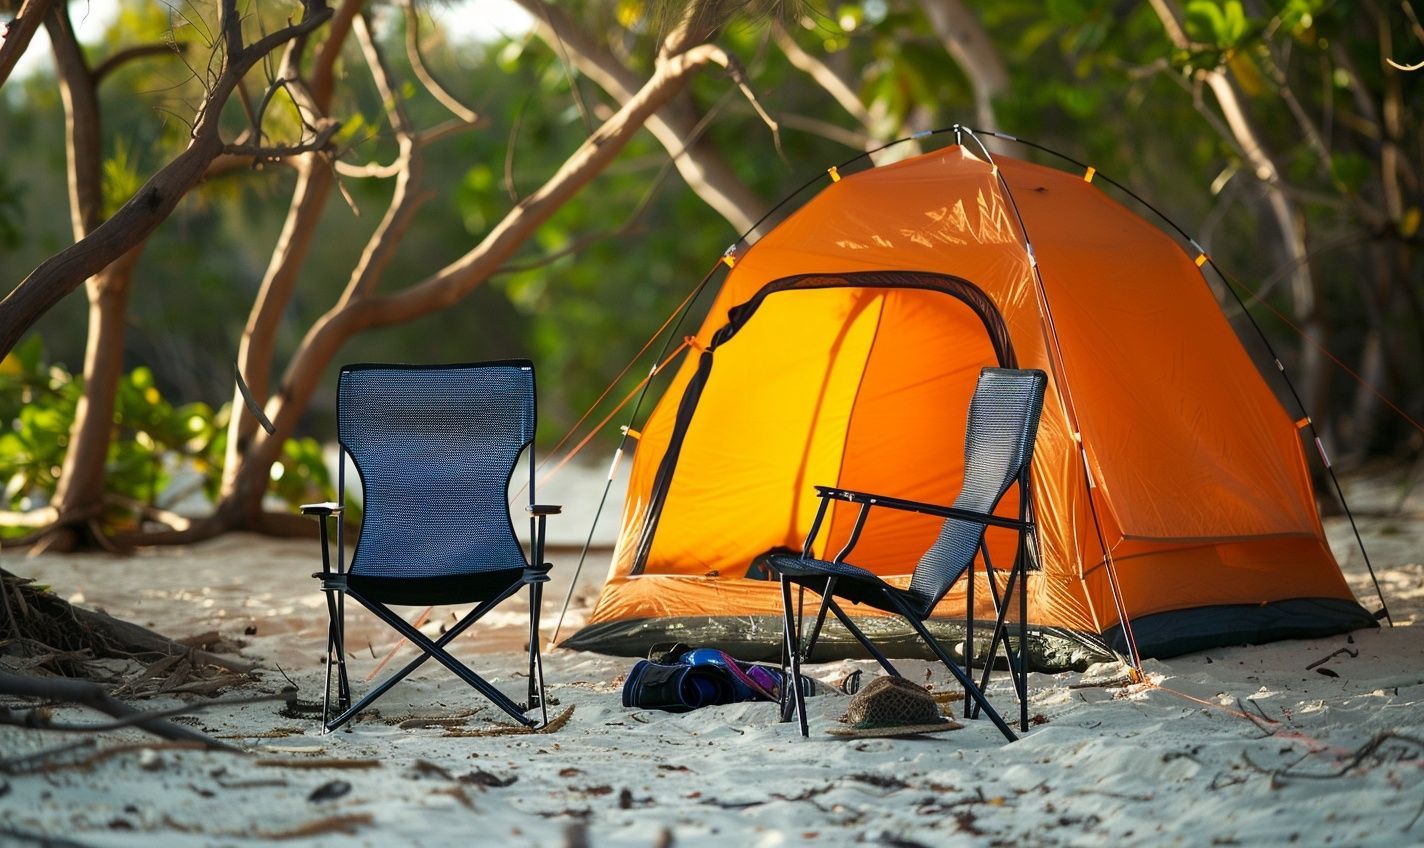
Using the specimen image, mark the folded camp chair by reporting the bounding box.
[301,361,559,733]
[767,367,1048,743]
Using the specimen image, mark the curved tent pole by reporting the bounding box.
[957,126,1146,675]
[965,127,1393,628]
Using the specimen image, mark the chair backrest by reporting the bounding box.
[338,362,535,581]
[907,367,1048,611]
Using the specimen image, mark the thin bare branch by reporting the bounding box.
[93,41,187,82]
[353,11,413,137]
[0,671,228,749]
[516,0,763,233]
[222,120,340,159]
[334,159,404,179]
[0,0,57,91]
[402,0,479,124]
[225,37,736,511]
[0,0,334,356]
[780,112,872,150]
[772,23,874,130]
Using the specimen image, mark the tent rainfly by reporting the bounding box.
[562,139,1379,670]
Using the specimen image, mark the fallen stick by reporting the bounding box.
[0,670,228,748]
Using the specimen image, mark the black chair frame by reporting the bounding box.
[777,473,1037,743]
[300,363,559,733]
[303,503,555,732]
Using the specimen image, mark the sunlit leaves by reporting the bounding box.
[1185,1,1248,47]
[102,138,143,218]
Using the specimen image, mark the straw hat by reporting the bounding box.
[826,676,961,738]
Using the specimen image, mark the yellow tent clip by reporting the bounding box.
[1195,253,1209,267]
[827,166,841,183]
[1083,166,1097,183]
[721,253,737,269]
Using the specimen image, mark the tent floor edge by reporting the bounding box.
[560,616,1113,672]
[1100,597,1378,660]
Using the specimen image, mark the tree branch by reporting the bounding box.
[353,11,413,138]
[0,0,55,91]
[402,0,479,124]
[772,23,875,133]
[93,41,187,83]
[221,120,340,159]
[918,0,1008,132]
[0,0,335,357]
[0,670,228,748]
[516,0,763,234]
[227,38,736,506]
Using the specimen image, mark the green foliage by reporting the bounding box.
[0,337,78,522]
[0,337,344,535]
[1185,1,1248,47]
[1,0,1418,539]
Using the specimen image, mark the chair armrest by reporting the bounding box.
[526,504,562,516]
[300,502,344,516]
[813,486,1026,531]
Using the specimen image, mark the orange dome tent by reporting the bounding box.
[562,138,1377,669]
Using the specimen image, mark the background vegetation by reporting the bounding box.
[0,0,1419,550]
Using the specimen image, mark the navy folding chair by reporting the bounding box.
[301,361,559,732]
[767,367,1048,742]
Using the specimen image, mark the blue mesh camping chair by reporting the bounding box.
[301,361,559,732]
[767,367,1048,742]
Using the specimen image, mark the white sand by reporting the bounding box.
[2,481,1421,847]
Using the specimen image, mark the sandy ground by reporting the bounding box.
[1,476,1421,847]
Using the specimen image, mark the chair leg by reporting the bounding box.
[971,550,1031,731]
[527,581,548,727]
[971,564,1020,721]
[803,577,836,661]
[974,547,1007,720]
[1018,532,1030,732]
[885,591,1016,742]
[321,590,340,729]
[324,583,528,732]
[824,598,900,677]
[779,575,809,737]
[356,594,534,725]
[965,556,975,719]
[333,591,351,711]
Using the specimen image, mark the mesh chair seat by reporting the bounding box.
[308,360,556,732]
[765,554,927,616]
[347,568,526,607]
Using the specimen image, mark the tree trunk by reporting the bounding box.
[49,250,143,549]
[221,159,334,495]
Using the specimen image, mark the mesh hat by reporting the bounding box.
[826,675,961,738]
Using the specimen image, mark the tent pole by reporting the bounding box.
[967,127,1395,628]
[546,262,726,650]
[960,125,1146,675]
[547,446,623,650]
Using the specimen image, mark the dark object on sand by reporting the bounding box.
[828,676,960,738]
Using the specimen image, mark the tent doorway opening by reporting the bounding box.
[634,271,1020,591]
